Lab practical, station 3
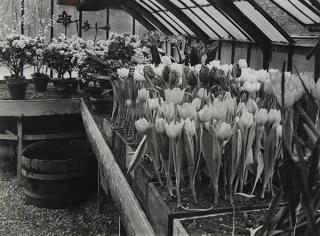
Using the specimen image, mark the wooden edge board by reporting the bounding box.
[0,99,81,117]
[173,219,189,236]
[0,133,17,141]
[23,132,86,141]
[80,99,155,236]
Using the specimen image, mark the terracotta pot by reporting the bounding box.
[52,78,78,98]
[6,77,28,100]
[32,73,49,92]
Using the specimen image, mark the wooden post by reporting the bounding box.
[247,43,252,67]
[231,41,236,64]
[79,11,83,37]
[17,117,23,186]
[50,0,54,40]
[132,17,136,35]
[315,47,320,83]
[21,0,25,35]
[262,45,271,70]
[287,44,293,72]
[218,41,222,60]
[106,7,110,39]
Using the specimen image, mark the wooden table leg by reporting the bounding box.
[17,117,23,186]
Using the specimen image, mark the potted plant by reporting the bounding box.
[30,36,49,92]
[0,34,35,99]
[43,34,84,97]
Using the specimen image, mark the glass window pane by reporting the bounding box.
[273,0,315,24]
[166,11,195,35]
[182,9,219,38]
[158,11,186,34]
[203,6,248,40]
[290,0,320,22]
[234,1,288,42]
[169,0,184,8]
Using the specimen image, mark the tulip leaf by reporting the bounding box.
[303,123,318,145]
[146,127,163,186]
[127,135,147,174]
[261,124,277,198]
[174,132,185,206]
[201,126,221,204]
[251,150,264,194]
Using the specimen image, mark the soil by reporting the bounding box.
[106,118,273,213]
[155,179,272,213]
[182,209,268,236]
[0,83,122,236]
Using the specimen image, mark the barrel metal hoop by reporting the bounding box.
[23,189,81,200]
[21,169,88,180]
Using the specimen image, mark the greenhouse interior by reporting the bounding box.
[1,0,320,235]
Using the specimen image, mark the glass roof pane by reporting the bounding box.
[203,6,248,40]
[182,9,219,38]
[135,0,179,35]
[158,11,188,35]
[234,1,288,42]
[169,0,184,8]
[151,13,179,35]
[290,0,320,22]
[140,0,187,35]
[148,0,166,10]
[191,7,228,37]
[272,0,317,24]
[165,11,195,35]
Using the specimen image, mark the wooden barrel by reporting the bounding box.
[0,141,16,178]
[22,140,97,209]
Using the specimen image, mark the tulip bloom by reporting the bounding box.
[198,105,213,123]
[211,99,227,121]
[184,118,196,136]
[198,88,208,99]
[155,118,166,134]
[254,108,268,125]
[216,122,232,141]
[246,98,258,114]
[160,102,175,121]
[239,109,254,128]
[164,87,184,104]
[178,103,197,120]
[191,98,201,111]
[137,88,150,103]
[135,118,150,133]
[147,98,160,111]
[165,120,184,139]
[117,68,130,79]
[161,56,171,66]
[267,109,281,124]
[238,59,248,68]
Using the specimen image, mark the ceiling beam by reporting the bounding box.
[121,4,156,32]
[123,1,172,35]
[154,0,209,42]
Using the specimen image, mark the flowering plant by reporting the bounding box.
[29,36,47,75]
[43,34,84,79]
[106,33,139,63]
[0,33,35,79]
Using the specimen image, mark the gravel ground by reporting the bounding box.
[0,174,121,236]
[0,83,122,236]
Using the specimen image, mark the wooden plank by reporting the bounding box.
[17,118,23,186]
[0,99,81,117]
[0,133,17,141]
[80,100,155,236]
[173,219,189,236]
[23,132,86,141]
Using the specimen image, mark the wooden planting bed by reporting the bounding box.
[0,99,155,236]
[102,119,274,236]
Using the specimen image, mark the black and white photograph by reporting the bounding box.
[0,0,320,235]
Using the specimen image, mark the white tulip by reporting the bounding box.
[267,109,281,124]
[216,122,232,140]
[254,108,268,125]
[155,118,166,134]
[191,98,201,111]
[135,118,150,133]
[117,68,130,79]
[239,109,253,128]
[184,118,196,136]
[165,120,184,139]
[238,59,248,68]
[246,98,258,114]
[137,88,150,103]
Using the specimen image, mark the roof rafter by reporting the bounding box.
[120,4,156,32]
[123,1,172,35]
[154,0,210,42]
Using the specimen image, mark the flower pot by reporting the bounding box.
[52,78,78,98]
[6,78,28,100]
[89,96,112,113]
[32,73,49,92]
